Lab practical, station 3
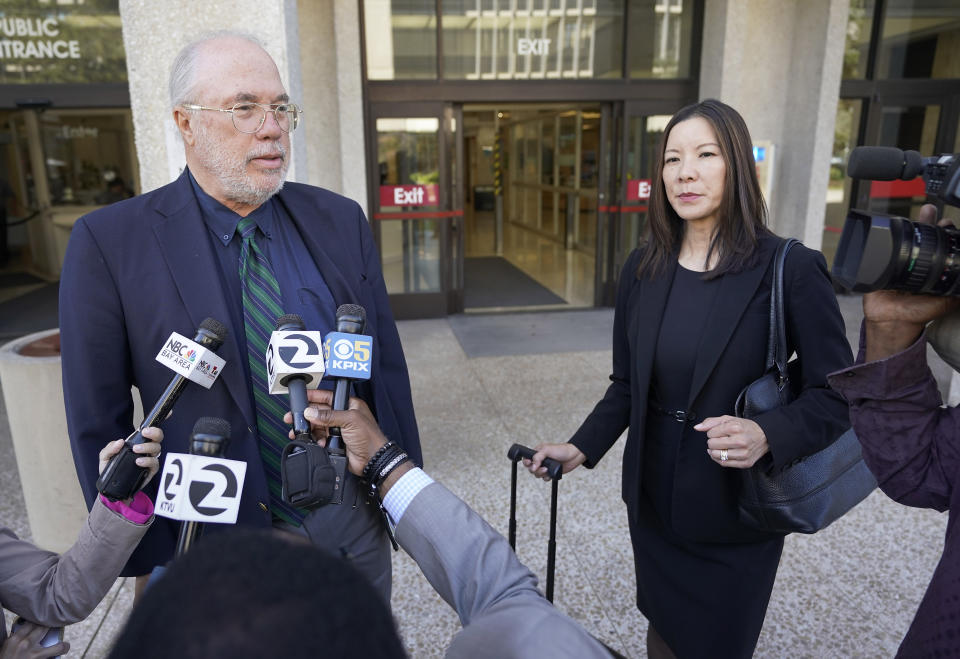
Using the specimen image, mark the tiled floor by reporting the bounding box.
[0,299,953,657]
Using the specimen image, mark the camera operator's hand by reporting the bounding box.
[863,203,960,361]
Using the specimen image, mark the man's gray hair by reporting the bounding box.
[168,31,266,110]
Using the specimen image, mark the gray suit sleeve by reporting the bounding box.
[0,497,151,626]
[395,482,610,658]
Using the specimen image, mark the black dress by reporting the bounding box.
[633,264,783,658]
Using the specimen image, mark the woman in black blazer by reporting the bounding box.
[528,100,853,658]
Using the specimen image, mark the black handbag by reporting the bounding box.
[733,238,877,534]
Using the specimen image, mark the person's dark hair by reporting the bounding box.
[637,98,770,280]
[108,529,406,659]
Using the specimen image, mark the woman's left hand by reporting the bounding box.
[694,415,768,468]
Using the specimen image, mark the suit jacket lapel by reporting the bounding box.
[687,238,778,406]
[150,171,254,427]
[632,258,677,401]
[275,186,358,306]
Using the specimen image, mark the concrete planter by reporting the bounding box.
[0,329,86,553]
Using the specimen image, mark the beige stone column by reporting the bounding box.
[699,0,850,249]
[296,1,369,214]
[119,0,367,214]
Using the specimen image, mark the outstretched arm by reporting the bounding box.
[0,433,161,627]
[297,392,610,657]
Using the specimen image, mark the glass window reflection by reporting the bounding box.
[628,0,695,78]
[364,0,438,80]
[39,111,137,206]
[441,0,624,79]
[843,0,875,78]
[877,0,960,79]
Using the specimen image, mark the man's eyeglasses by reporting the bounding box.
[182,102,302,134]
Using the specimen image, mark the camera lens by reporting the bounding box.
[922,223,960,295]
[832,211,960,297]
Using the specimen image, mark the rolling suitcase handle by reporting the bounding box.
[507,443,561,602]
[507,444,629,659]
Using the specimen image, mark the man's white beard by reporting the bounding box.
[193,122,288,208]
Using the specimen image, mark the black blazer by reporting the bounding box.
[570,234,853,543]
[59,170,420,574]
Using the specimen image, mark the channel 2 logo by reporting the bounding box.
[156,454,247,524]
[324,333,373,379]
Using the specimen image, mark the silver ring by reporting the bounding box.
[719,449,729,462]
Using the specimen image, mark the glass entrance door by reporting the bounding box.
[369,103,462,319]
[459,103,607,311]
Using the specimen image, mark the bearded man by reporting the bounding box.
[59,32,420,601]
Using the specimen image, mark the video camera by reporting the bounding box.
[832,146,960,296]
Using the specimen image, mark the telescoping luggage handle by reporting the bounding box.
[507,443,561,602]
[506,445,629,659]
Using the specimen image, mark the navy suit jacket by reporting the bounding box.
[59,170,420,575]
[570,234,853,543]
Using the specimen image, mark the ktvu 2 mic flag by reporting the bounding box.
[155,454,247,524]
[266,330,325,394]
[323,332,373,379]
[155,332,226,389]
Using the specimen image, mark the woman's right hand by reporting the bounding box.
[524,443,587,482]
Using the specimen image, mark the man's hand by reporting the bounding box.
[863,204,960,361]
[97,427,164,488]
[0,621,69,659]
[286,389,388,476]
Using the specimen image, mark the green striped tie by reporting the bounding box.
[237,216,304,525]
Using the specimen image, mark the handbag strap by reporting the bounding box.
[766,238,800,383]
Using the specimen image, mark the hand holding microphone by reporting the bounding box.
[96,318,227,502]
[266,314,336,507]
[98,427,164,495]
[289,389,382,476]
[272,305,374,508]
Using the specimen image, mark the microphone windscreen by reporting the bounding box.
[191,416,231,439]
[901,150,925,180]
[336,304,366,323]
[846,146,907,180]
[275,313,305,330]
[335,304,366,334]
[199,317,229,342]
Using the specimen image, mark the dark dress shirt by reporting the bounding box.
[829,330,959,658]
[188,172,338,406]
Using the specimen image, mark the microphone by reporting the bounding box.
[266,314,325,441]
[323,304,373,451]
[174,416,231,557]
[847,146,926,180]
[97,318,228,502]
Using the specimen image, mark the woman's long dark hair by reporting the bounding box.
[636,99,770,280]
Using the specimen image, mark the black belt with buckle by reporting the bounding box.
[649,400,696,423]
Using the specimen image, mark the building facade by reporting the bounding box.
[1,0,957,318]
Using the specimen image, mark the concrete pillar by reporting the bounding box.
[699,0,850,249]
[119,0,367,214]
[295,0,369,214]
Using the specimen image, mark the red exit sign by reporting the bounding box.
[627,179,651,201]
[380,184,439,207]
